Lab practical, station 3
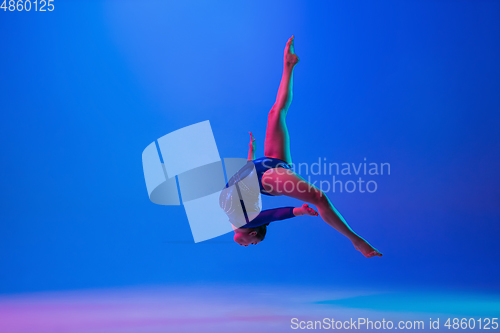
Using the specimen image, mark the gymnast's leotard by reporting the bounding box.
[221,156,295,228]
[252,156,291,196]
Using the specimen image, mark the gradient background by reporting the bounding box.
[0,1,499,331]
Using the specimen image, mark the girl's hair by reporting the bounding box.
[247,223,269,241]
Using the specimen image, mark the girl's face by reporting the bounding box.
[234,231,260,246]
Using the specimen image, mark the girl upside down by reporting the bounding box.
[224,36,382,258]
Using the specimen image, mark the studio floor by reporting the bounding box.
[0,284,498,333]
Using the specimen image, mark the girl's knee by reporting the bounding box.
[309,189,328,206]
[269,105,288,118]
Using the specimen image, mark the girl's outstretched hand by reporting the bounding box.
[249,131,256,150]
[293,203,319,217]
[247,131,256,161]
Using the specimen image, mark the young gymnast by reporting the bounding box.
[225,36,382,258]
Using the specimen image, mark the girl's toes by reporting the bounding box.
[367,250,382,258]
[308,208,318,216]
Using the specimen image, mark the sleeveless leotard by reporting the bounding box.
[220,156,295,228]
[252,156,291,196]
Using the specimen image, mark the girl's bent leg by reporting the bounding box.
[261,168,382,258]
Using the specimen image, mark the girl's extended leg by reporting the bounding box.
[262,168,382,258]
[262,37,381,257]
[264,36,299,165]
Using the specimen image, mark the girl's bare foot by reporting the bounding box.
[353,238,383,258]
[293,203,319,217]
[284,35,299,67]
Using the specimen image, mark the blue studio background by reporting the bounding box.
[1,0,499,294]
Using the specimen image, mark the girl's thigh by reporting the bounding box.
[261,167,322,203]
